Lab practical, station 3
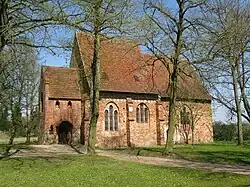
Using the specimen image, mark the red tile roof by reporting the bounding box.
[75,33,211,100]
[42,66,81,99]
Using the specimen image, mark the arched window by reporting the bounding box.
[145,107,148,123]
[68,101,72,107]
[136,103,149,123]
[104,103,119,131]
[140,104,144,122]
[180,107,191,144]
[114,110,118,131]
[105,110,108,131]
[136,107,140,123]
[109,105,114,131]
[180,107,190,125]
[55,101,60,108]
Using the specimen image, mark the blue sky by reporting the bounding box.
[39,50,71,67]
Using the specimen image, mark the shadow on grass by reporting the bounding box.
[197,172,250,187]
[0,149,20,160]
[0,154,80,170]
[174,150,250,166]
[70,144,87,154]
[111,147,163,153]
[109,143,250,166]
[0,143,35,151]
[0,143,36,160]
[106,147,165,157]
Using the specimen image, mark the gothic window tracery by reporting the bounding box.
[136,103,149,123]
[104,103,119,131]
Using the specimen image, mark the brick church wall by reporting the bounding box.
[158,101,213,145]
[44,100,81,143]
[41,80,213,147]
[41,78,82,144]
[128,99,157,147]
[96,98,128,147]
[94,97,214,148]
[96,98,160,148]
[41,69,213,147]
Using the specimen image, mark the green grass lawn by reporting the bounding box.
[0,155,250,187]
[112,141,250,166]
[0,136,38,145]
[173,141,250,165]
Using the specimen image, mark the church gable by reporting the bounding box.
[42,66,80,99]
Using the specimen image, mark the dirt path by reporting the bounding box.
[2,145,250,176]
[97,150,250,176]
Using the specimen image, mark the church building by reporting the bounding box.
[40,33,213,147]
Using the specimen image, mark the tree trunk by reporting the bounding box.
[191,122,194,146]
[0,0,8,52]
[163,68,178,155]
[184,131,189,144]
[163,1,184,155]
[231,64,243,145]
[238,53,250,123]
[8,126,16,145]
[87,1,102,153]
[26,129,31,144]
[25,98,31,144]
[88,33,100,153]
[6,121,17,154]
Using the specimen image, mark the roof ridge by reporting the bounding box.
[73,32,211,101]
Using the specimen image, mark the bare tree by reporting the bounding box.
[179,106,191,144]
[198,0,250,145]
[47,0,132,153]
[139,0,206,154]
[178,103,204,145]
[0,47,24,153]
[86,0,132,153]
[0,39,40,154]
[21,45,40,143]
[1,0,48,52]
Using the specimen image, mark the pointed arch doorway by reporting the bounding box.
[57,121,73,144]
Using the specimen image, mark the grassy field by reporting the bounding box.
[0,155,250,187]
[0,137,37,153]
[112,141,250,166]
[0,136,38,144]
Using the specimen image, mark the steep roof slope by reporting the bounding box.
[75,32,211,100]
[42,66,81,99]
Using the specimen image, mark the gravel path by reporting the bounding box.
[2,145,250,176]
[97,150,250,176]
